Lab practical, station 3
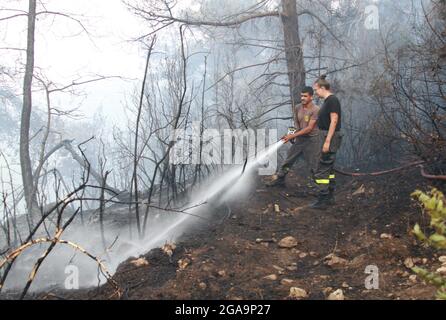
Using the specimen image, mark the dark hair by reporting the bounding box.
[301,86,314,96]
[314,75,331,90]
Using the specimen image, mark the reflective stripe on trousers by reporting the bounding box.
[313,130,342,195]
[315,174,335,185]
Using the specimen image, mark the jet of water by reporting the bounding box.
[145,140,285,248]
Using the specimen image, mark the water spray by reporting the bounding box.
[145,140,285,248]
[3,140,287,291]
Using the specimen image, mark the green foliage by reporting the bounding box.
[411,267,446,300]
[411,189,446,299]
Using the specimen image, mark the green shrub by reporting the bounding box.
[411,188,446,299]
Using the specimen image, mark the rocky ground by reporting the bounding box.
[3,166,446,300]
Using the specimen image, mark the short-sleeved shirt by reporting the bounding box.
[317,95,342,131]
[293,103,320,137]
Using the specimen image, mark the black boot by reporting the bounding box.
[310,194,330,210]
[266,174,286,187]
[327,189,336,205]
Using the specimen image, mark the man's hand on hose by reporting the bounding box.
[281,133,296,144]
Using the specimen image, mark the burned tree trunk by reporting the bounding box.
[20,0,38,217]
[281,0,306,111]
[131,0,308,115]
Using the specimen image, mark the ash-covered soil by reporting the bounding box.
[7,167,446,300]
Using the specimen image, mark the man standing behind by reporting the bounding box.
[310,75,343,209]
[267,86,320,191]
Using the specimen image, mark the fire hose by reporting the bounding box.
[335,161,446,181]
[280,130,445,180]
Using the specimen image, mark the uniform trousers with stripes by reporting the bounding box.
[312,130,343,196]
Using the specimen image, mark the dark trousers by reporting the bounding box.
[277,135,320,179]
[313,130,343,196]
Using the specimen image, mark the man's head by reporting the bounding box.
[301,86,314,106]
[313,75,331,99]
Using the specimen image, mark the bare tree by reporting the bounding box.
[127,0,349,118]
[131,36,157,237]
[20,0,37,217]
[368,0,445,175]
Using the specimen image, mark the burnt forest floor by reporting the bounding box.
[24,167,446,300]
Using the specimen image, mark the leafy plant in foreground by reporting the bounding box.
[411,188,446,299]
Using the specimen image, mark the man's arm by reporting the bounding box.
[295,119,317,137]
[322,113,339,153]
[282,119,317,143]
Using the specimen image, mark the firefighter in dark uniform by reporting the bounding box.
[311,75,343,209]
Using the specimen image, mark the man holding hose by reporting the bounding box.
[271,77,342,208]
[266,86,320,194]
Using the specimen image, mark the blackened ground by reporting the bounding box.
[31,167,446,300]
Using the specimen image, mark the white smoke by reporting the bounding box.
[1,141,284,292]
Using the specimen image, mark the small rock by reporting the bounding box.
[264,274,278,281]
[439,256,446,264]
[199,282,207,290]
[278,236,298,248]
[289,287,308,299]
[352,185,366,196]
[273,265,285,272]
[322,287,333,295]
[342,282,349,288]
[327,289,345,300]
[226,295,243,300]
[409,275,417,283]
[286,265,298,271]
[380,233,392,239]
[274,204,280,213]
[178,258,191,270]
[280,279,294,286]
[309,251,318,257]
[299,252,308,259]
[161,243,176,257]
[372,230,378,235]
[422,258,428,265]
[324,253,349,268]
[218,270,227,277]
[201,265,212,272]
[130,257,149,267]
[402,271,410,277]
[436,266,446,275]
[349,254,367,268]
[404,257,414,269]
